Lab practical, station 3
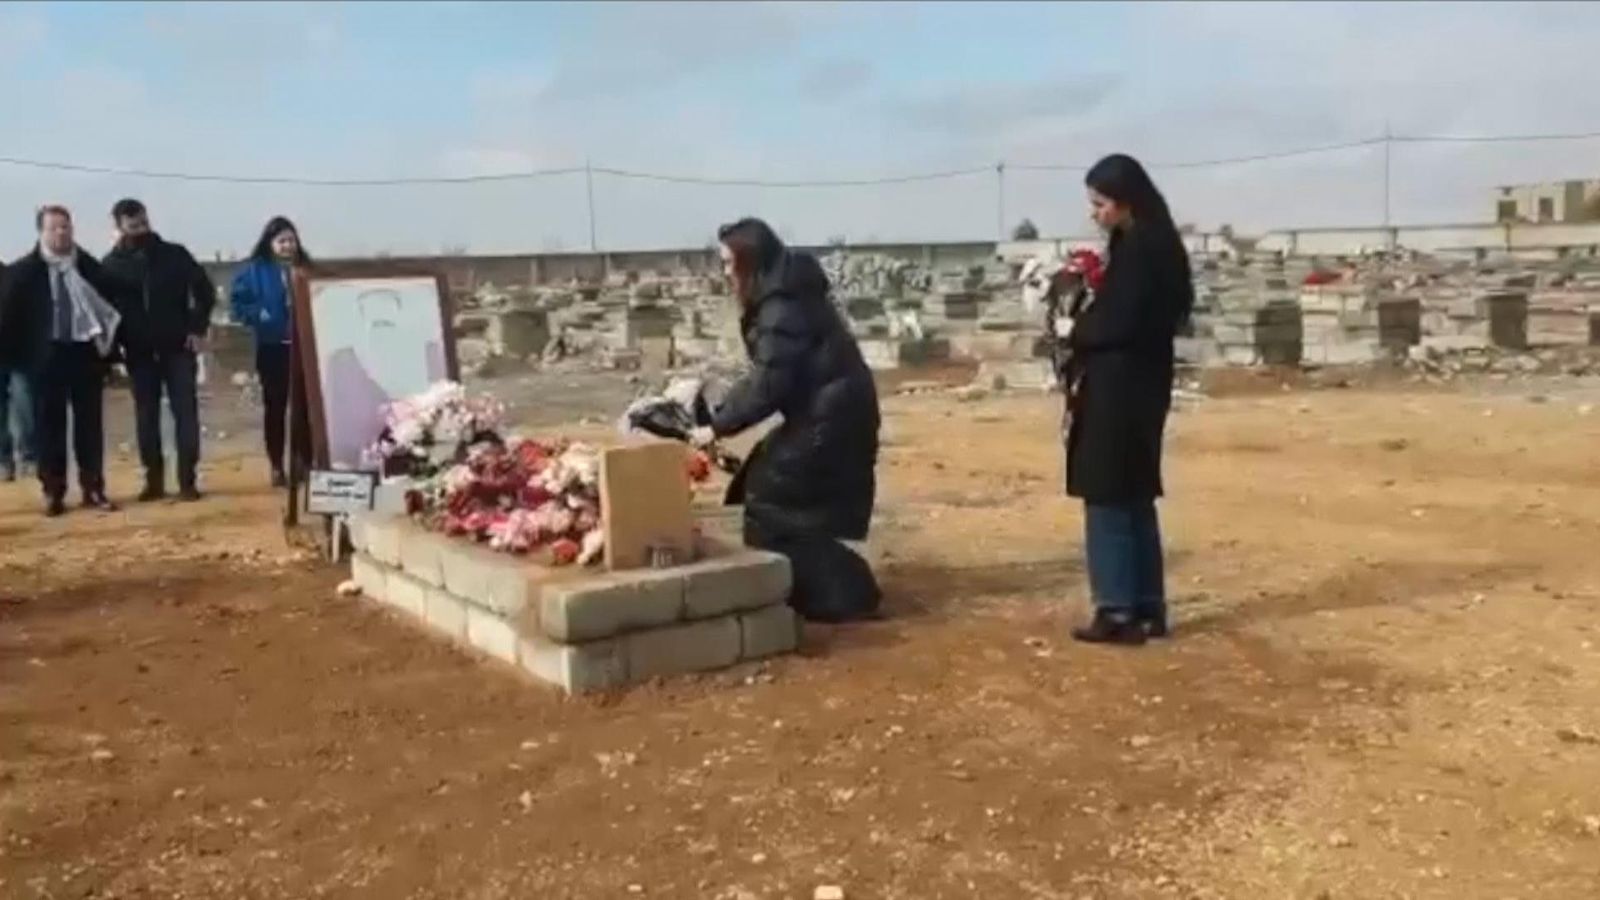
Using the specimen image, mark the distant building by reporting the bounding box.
[1494,179,1600,224]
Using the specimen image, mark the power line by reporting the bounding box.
[590,165,992,188]
[0,155,587,186]
[1011,137,1387,173]
[0,129,1597,188]
[1392,128,1600,144]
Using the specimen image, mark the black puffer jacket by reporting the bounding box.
[712,249,880,541]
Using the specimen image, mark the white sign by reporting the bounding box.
[306,470,378,516]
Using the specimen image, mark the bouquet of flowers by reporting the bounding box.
[407,437,607,565]
[1018,246,1104,401]
[365,381,507,479]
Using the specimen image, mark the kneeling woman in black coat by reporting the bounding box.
[691,217,883,623]
[1065,155,1194,645]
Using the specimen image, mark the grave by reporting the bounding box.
[348,443,799,693]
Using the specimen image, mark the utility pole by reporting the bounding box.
[1382,120,1393,231]
[585,157,598,253]
[995,161,1006,241]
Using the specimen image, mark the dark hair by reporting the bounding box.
[716,217,784,277]
[111,198,146,221]
[250,215,312,266]
[1085,154,1178,233]
[1085,153,1194,323]
[35,205,71,230]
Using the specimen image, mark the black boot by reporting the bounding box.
[1071,610,1147,646]
[44,495,66,518]
[138,472,166,503]
[1137,610,1170,639]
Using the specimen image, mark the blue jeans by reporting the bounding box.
[1083,501,1166,618]
[0,366,36,469]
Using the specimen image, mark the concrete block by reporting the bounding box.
[739,603,799,660]
[975,359,1054,392]
[347,516,371,553]
[1221,344,1258,366]
[625,616,742,682]
[536,569,685,643]
[372,479,415,516]
[399,524,447,587]
[385,569,429,619]
[682,551,792,620]
[1422,334,1492,353]
[424,587,468,642]
[439,538,535,617]
[466,604,519,665]
[363,516,405,566]
[519,634,629,694]
[350,552,388,602]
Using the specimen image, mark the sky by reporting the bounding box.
[1,0,1599,258]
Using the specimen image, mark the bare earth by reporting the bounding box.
[3,371,1599,899]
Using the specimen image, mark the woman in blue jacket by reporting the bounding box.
[230,216,311,487]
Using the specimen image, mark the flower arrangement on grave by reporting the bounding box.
[407,437,608,565]
[364,381,508,479]
[373,381,719,565]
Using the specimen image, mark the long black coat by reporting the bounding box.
[1065,225,1192,504]
[712,250,880,542]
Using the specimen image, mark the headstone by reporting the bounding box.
[1376,298,1422,348]
[1254,301,1303,365]
[600,442,695,572]
[1476,293,1529,350]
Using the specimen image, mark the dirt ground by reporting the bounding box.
[3,370,1600,899]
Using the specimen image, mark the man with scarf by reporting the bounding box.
[0,205,126,516]
[101,199,215,501]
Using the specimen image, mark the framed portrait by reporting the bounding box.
[291,267,459,471]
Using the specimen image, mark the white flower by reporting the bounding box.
[577,529,605,566]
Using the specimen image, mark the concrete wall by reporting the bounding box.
[1255,221,1600,257]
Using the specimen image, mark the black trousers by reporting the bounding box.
[34,342,107,500]
[127,350,201,489]
[255,343,310,475]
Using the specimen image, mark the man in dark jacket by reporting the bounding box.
[693,218,882,622]
[0,205,127,516]
[101,198,215,501]
[0,258,37,482]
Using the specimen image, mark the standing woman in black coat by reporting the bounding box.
[1065,155,1194,645]
[691,217,883,623]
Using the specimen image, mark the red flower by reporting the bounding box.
[1067,248,1105,292]
[549,538,580,566]
[685,450,712,484]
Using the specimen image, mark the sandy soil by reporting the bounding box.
[3,372,1599,899]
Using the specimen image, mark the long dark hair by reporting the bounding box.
[717,217,785,305]
[1085,154,1193,324]
[249,215,313,266]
